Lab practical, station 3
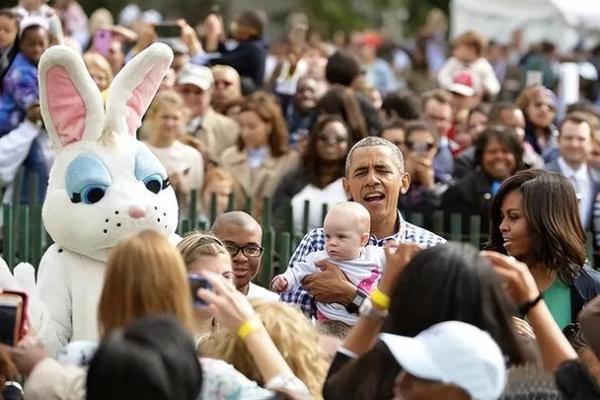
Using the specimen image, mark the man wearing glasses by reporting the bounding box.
[212,211,279,300]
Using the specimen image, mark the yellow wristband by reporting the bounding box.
[236,319,261,340]
[371,288,390,310]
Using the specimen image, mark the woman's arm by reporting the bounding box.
[198,272,310,398]
[482,251,578,372]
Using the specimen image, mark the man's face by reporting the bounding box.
[212,69,240,105]
[293,78,317,112]
[499,109,526,140]
[559,120,592,166]
[176,83,212,118]
[424,99,453,138]
[343,146,410,225]
[215,223,263,292]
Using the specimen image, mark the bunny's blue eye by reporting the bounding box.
[66,154,112,204]
[135,146,169,194]
[72,185,107,204]
[143,174,168,194]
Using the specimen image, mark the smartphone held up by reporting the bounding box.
[0,291,28,346]
[188,274,212,307]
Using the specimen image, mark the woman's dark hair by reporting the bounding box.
[325,50,362,87]
[316,84,367,142]
[474,125,524,172]
[323,242,528,399]
[87,316,202,400]
[304,115,352,187]
[489,170,586,284]
[381,91,421,121]
[235,10,264,39]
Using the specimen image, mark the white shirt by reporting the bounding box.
[247,282,280,302]
[291,179,347,234]
[281,246,386,325]
[558,156,593,228]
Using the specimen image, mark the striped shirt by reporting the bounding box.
[280,212,446,316]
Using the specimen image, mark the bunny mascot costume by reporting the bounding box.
[0,43,179,355]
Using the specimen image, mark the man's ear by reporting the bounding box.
[342,177,352,200]
[399,172,411,195]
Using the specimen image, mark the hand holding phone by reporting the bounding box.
[92,28,113,57]
[155,23,182,39]
[188,274,212,307]
[0,291,26,346]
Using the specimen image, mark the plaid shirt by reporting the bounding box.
[280,212,446,316]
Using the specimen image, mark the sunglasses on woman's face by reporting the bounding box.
[407,141,435,152]
[317,133,348,144]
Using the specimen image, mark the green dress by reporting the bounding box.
[543,279,572,330]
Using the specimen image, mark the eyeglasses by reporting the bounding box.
[317,133,348,144]
[224,241,264,258]
[407,141,435,152]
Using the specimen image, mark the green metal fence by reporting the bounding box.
[1,189,596,289]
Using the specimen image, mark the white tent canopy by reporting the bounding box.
[450,0,600,51]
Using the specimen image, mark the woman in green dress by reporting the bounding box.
[488,169,600,329]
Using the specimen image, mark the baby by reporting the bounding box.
[272,201,385,327]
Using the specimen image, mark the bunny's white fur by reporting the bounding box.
[27,43,177,355]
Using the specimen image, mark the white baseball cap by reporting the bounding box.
[380,321,506,400]
[177,63,214,91]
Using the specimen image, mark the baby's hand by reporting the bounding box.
[271,275,288,293]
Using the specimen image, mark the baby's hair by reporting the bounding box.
[326,201,371,233]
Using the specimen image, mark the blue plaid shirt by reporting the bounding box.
[280,212,446,316]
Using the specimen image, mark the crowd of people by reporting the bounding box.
[3,1,600,399]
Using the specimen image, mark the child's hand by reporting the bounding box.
[270,275,288,293]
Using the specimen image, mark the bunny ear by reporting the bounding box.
[105,42,173,137]
[39,46,104,149]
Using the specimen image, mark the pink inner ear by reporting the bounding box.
[46,65,87,146]
[125,60,170,136]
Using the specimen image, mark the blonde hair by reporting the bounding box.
[98,230,195,335]
[177,231,230,268]
[201,300,328,398]
[211,64,240,80]
[83,51,113,87]
[147,89,189,121]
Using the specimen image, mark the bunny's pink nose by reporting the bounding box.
[128,205,147,219]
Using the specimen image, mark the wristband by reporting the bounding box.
[518,293,543,315]
[237,319,261,340]
[370,288,390,310]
